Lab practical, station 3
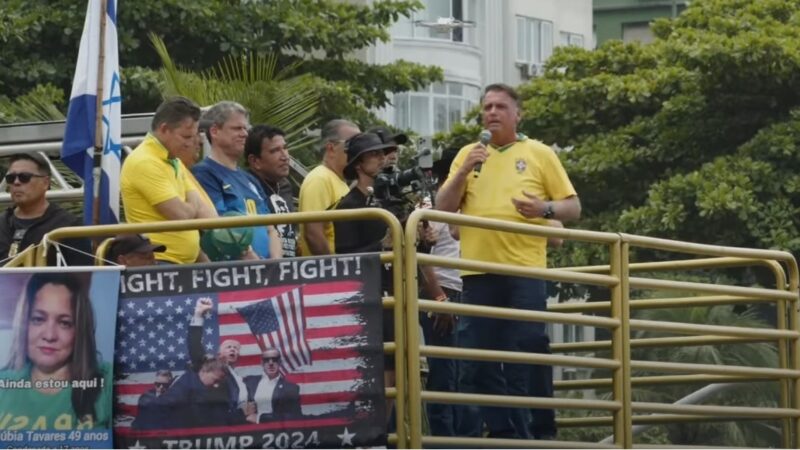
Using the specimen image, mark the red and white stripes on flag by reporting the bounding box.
[114,281,369,427]
[236,287,313,372]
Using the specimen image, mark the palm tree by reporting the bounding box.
[629,305,781,447]
[150,34,320,154]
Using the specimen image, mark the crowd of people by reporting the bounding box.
[0,83,580,440]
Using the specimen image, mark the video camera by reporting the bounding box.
[368,137,436,220]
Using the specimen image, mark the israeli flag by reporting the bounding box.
[62,0,121,225]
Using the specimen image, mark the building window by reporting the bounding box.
[622,22,654,44]
[559,31,584,48]
[395,82,480,135]
[516,16,554,65]
[392,0,475,44]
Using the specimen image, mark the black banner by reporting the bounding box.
[112,255,386,449]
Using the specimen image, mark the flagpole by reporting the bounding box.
[92,0,108,226]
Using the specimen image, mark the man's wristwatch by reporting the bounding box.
[542,202,555,219]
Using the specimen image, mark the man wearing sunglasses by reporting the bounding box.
[243,348,301,423]
[132,369,173,430]
[0,153,92,265]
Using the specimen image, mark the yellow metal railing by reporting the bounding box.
[31,208,409,448]
[11,207,800,448]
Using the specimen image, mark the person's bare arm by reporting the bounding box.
[155,197,198,221]
[512,193,581,224]
[268,226,283,259]
[305,222,331,255]
[186,190,217,219]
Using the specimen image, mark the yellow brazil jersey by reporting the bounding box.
[120,134,200,264]
[445,136,576,271]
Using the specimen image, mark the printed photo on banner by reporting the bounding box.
[113,255,386,449]
[0,268,121,449]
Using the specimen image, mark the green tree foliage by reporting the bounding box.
[1,0,441,120]
[440,0,800,267]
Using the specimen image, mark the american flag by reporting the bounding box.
[114,280,379,428]
[237,287,312,371]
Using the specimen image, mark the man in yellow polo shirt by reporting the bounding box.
[436,83,581,440]
[121,97,214,264]
[297,119,360,255]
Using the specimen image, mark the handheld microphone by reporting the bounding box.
[473,129,492,177]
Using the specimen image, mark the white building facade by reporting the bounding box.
[361,0,593,137]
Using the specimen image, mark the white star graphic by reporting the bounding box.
[167,330,175,337]
[175,306,184,314]
[128,439,146,449]
[155,307,164,315]
[137,308,145,316]
[337,427,356,446]
[167,345,175,352]
[146,300,155,308]
[165,299,173,307]
[168,360,176,368]
[146,316,155,323]
[185,298,192,305]
[158,338,165,346]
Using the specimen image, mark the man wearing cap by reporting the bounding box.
[298,119,360,256]
[368,126,408,168]
[121,97,214,264]
[0,153,92,266]
[106,234,166,267]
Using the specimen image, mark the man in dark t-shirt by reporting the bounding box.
[245,125,298,257]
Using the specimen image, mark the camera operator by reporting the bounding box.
[333,131,398,421]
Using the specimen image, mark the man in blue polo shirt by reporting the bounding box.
[193,101,282,260]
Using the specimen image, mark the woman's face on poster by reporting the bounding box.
[27,283,76,373]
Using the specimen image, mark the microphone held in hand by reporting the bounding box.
[473,129,492,177]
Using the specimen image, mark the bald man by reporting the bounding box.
[190,298,249,421]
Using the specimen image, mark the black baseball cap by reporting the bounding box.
[367,127,408,148]
[107,234,166,261]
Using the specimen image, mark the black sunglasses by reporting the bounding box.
[154,382,170,388]
[262,356,281,363]
[5,172,47,184]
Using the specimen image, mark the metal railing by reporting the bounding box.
[10,207,800,448]
[403,209,800,448]
[30,208,408,448]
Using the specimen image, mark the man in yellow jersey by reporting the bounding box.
[436,83,581,440]
[297,119,360,255]
[121,97,215,264]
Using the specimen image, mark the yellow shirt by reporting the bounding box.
[297,164,349,255]
[120,134,200,264]
[446,137,576,271]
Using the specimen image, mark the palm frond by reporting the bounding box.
[149,34,319,153]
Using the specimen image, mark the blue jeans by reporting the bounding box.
[420,288,457,436]
[457,274,553,438]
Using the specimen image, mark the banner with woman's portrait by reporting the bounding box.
[0,267,121,449]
